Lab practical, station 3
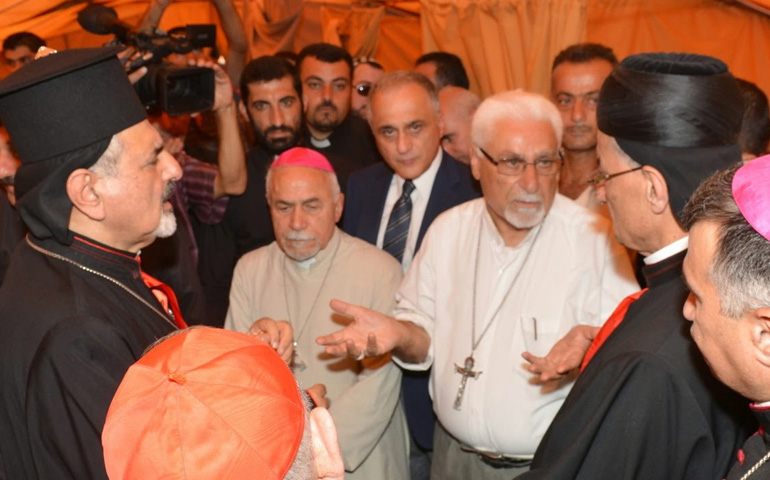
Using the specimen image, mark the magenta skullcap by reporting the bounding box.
[733,154,770,242]
[271,147,336,173]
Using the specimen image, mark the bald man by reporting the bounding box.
[439,86,480,165]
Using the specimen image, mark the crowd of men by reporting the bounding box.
[1,6,770,480]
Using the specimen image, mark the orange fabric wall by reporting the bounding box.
[586,0,770,100]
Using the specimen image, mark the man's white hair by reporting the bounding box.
[471,90,563,151]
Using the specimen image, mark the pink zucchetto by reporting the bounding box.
[271,147,336,173]
[732,154,770,242]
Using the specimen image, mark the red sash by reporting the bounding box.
[141,272,188,329]
[580,288,648,371]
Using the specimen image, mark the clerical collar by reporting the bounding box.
[644,236,688,265]
[289,228,341,271]
[309,136,331,149]
[394,148,442,197]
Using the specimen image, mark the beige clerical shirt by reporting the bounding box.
[225,228,408,480]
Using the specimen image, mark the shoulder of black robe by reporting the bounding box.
[0,239,175,480]
[521,264,754,480]
[318,114,383,170]
[726,407,770,479]
[0,194,25,287]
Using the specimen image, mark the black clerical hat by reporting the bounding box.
[0,46,146,165]
[0,47,147,244]
[597,52,743,221]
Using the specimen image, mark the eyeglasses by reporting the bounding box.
[586,166,643,187]
[477,146,562,176]
[355,82,372,97]
[0,176,14,186]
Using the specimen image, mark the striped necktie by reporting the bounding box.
[383,180,416,263]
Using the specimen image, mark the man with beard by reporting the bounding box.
[520,53,754,480]
[550,43,616,214]
[319,90,637,479]
[0,47,186,479]
[193,55,307,325]
[297,43,381,172]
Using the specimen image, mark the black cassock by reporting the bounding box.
[0,235,177,480]
[726,406,770,479]
[519,250,755,480]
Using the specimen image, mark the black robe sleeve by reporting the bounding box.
[24,316,140,480]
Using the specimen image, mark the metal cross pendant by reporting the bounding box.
[291,342,307,372]
[453,356,482,410]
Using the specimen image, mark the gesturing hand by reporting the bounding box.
[316,299,402,360]
[522,324,599,381]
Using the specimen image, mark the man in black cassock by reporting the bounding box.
[681,156,770,480]
[518,53,755,479]
[0,48,187,479]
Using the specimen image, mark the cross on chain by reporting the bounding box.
[453,356,482,410]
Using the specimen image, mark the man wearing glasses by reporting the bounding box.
[351,57,384,119]
[520,53,754,480]
[320,89,636,479]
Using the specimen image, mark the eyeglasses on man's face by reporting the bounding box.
[586,166,643,188]
[476,146,563,176]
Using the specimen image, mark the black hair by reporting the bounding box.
[736,78,770,156]
[240,56,300,104]
[2,32,46,53]
[415,51,469,89]
[552,43,618,71]
[296,43,353,78]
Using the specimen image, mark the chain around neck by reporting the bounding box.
[470,212,543,354]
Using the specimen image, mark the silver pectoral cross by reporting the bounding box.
[453,356,482,410]
[291,341,307,372]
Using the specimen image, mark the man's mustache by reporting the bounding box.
[264,126,296,136]
[162,181,176,202]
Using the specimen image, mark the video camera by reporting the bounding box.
[78,4,216,116]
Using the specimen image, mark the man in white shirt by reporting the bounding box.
[320,90,637,479]
[520,52,753,480]
[342,70,479,478]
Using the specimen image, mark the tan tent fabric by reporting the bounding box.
[243,0,303,58]
[586,0,770,111]
[0,0,768,100]
[421,0,586,97]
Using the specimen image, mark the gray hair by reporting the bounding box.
[367,70,440,121]
[283,390,315,480]
[88,134,123,177]
[265,166,341,204]
[682,162,770,318]
[471,90,563,151]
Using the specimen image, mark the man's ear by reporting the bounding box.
[470,148,481,181]
[66,168,106,221]
[309,407,344,480]
[642,165,670,215]
[334,192,344,223]
[751,307,770,368]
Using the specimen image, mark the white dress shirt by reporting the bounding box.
[376,148,443,272]
[392,195,639,457]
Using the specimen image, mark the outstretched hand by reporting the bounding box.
[522,324,599,381]
[316,299,403,359]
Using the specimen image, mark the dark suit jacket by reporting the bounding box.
[343,150,480,450]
